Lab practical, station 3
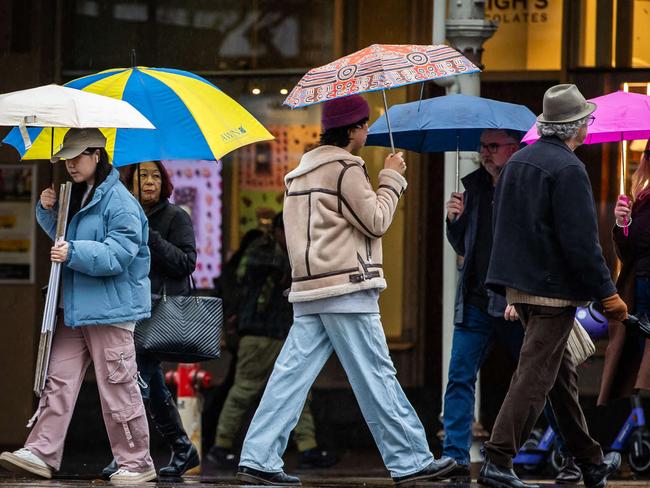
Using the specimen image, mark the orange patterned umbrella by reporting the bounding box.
[284,44,480,151]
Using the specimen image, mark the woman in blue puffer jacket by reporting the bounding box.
[0,129,156,485]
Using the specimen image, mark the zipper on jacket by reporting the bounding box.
[305,193,312,276]
[366,237,372,262]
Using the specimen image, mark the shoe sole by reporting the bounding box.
[394,462,458,486]
[236,472,302,486]
[478,475,540,488]
[110,469,157,484]
[0,452,52,479]
[556,478,583,485]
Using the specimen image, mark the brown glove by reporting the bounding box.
[601,294,628,322]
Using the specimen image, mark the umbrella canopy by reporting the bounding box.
[283,44,480,108]
[522,91,650,144]
[4,67,274,166]
[366,94,536,152]
[0,84,154,129]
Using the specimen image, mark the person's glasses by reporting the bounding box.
[478,142,517,154]
[586,115,596,126]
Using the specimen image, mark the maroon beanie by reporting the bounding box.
[321,95,370,130]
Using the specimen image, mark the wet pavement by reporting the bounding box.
[1,450,649,487]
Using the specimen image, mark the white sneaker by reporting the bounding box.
[0,448,52,479]
[109,467,157,484]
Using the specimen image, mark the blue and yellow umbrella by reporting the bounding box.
[4,67,274,166]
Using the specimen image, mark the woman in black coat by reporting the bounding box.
[103,161,198,479]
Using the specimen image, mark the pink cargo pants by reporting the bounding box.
[24,317,154,473]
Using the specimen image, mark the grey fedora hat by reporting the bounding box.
[537,84,596,124]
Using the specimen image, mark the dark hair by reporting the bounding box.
[272,212,284,230]
[121,161,173,201]
[68,148,111,221]
[319,117,369,148]
[501,129,524,145]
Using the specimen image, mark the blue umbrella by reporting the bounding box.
[366,94,536,190]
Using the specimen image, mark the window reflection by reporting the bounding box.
[65,0,340,71]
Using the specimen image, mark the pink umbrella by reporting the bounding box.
[522,91,650,236]
[521,91,650,145]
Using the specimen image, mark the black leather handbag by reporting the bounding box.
[134,280,223,362]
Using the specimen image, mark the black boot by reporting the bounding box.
[556,457,583,484]
[477,458,540,488]
[101,459,118,480]
[149,398,200,478]
[578,452,621,488]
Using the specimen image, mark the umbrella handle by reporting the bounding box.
[620,194,630,238]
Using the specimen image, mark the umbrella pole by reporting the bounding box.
[417,82,425,112]
[621,142,629,237]
[455,136,460,193]
[381,90,395,154]
[620,141,627,195]
[50,127,54,187]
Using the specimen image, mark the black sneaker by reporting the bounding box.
[392,457,457,486]
[236,465,301,486]
[206,446,239,469]
[298,448,338,469]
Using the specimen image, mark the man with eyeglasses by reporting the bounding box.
[479,84,623,488]
[444,127,583,484]
[442,128,524,481]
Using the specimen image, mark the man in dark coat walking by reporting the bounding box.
[478,84,626,488]
[444,128,580,483]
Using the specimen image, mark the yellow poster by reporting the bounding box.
[0,164,36,282]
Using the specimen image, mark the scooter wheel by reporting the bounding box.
[520,438,542,473]
[629,438,650,474]
[550,447,567,474]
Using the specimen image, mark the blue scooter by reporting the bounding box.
[514,394,650,475]
[513,305,650,475]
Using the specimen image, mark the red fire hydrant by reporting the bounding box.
[166,363,212,472]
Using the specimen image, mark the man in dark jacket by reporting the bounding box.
[207,214,336,470]
[478,84,626,488]
[443,129,521,478]
[445,129,580,483]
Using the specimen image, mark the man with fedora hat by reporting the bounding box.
[478,84,624,488]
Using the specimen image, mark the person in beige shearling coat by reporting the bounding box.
[236,95,456,487]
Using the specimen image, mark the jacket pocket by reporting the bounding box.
[105,342,137,384]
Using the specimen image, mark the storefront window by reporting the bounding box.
[64,0,345,71]
[482,0,563,71]
[620,82,650,196]
[633,0,650,67]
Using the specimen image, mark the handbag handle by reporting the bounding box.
[160,274,197,301]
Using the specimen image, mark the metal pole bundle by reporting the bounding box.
[34,182,72,397]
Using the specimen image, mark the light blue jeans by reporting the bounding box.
[239,313,434,477]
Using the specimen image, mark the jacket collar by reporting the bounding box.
[538,135,574,154]
[462,166,492,192]
[146,198,169,218]
[77,168,120,214]
[285,145,365,185]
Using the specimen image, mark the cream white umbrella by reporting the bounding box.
[0,84,154,149]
